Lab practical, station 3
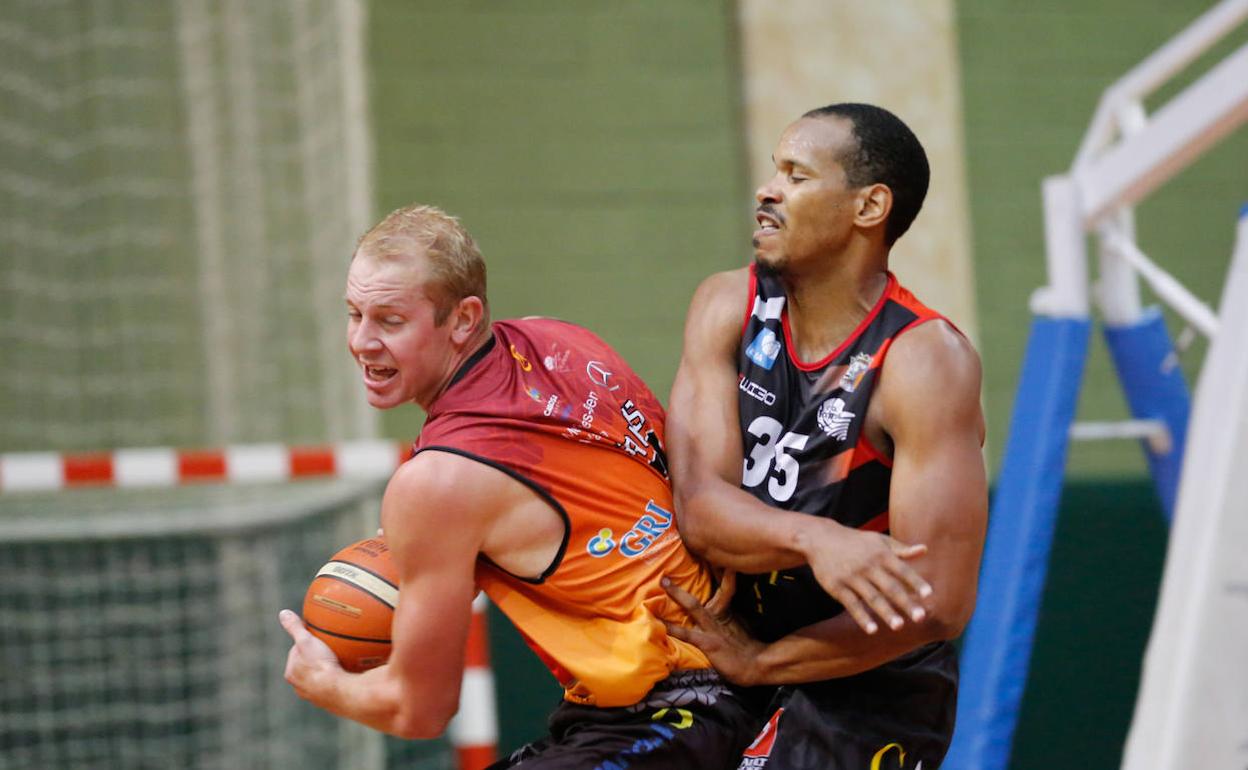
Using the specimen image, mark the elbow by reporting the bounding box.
[387,684,458,740]
[673,487,711,558]
[390,704,455,741]
[922,594,977,642]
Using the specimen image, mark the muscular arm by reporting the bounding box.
[672,320,989,683]
[668,271,930,632]
[280,452,495,738]
[668,269,820,570]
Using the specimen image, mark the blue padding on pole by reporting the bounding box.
[947,315,1091,770]
[1102,308,1190,521]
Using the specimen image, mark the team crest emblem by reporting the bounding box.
[745,328,782,370]
[839,352,873,392]
[816,397,855,441]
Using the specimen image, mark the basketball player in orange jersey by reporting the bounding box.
[278,204,757,768]
[663,104,988,768]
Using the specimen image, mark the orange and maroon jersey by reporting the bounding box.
[414,317,713,707]
[734,265,949,642]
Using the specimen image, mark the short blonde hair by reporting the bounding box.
[354,204,488,325]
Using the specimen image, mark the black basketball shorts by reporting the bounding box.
[486,669,758,770]
[734,642,959,770]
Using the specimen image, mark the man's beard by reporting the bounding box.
[753,251,787,275]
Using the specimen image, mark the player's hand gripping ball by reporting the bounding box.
[301,537,398,672]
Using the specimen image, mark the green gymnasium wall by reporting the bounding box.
[367,1,1247,764]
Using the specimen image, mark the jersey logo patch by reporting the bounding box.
[839,352,873,392]
[585,500,674,558]
[750,296,786,322]
[745,328,782,370]
[738,707,784,767]
[816,397,855,441]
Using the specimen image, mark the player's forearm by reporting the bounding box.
[313,664,455,739]
[676,476,824,572]
[746,611,951,685]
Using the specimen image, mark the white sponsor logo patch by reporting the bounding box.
[816,397,855,441]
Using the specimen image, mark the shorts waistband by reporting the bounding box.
[627,668,731,712]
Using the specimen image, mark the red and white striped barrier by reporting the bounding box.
[0,440,410,493]
[449,592,499,769]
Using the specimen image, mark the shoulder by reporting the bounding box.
[684,267,752,342]
[382,450,515,531]
[691,266,751,309]
[888,319,980,387]
[878,320,983,435]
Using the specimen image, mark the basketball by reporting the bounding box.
[301,537,399,672]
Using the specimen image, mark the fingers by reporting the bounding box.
[889,540,928,560]
[870,566,927,624]
[278,609,307,641]
[662,578,719,642]
[662,577,705,617]
[892,559,933,600]
[830,585,880,635]
[847,575,906,632]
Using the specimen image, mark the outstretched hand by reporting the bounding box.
[663,576,764,686]
[279,609,343,704]
[802,522,932,635]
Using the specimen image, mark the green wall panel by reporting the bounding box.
[369,1,749,441]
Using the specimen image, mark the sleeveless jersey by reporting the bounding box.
[732,265,948,643]
[414,317,714,708]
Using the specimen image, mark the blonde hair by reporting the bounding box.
[354,204,488,325]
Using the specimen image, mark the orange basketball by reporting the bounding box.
[302,537,399,672]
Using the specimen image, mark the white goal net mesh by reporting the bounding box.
[0,482,389,770]
[0,0,376,452]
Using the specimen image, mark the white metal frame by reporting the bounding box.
[1034,0,1248,326]
[1037,0,1248,446]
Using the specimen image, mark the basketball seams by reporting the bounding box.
[303,618,393,645]
[312,560,399,609]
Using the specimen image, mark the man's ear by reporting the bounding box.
[855,183,893,232]
[450,296,486,345]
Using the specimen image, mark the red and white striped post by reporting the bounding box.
[449,592,499,769]
[0,439,501,769]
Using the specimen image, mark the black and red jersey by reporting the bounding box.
[732,264,948,643]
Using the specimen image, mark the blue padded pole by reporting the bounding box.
[946,315,1091,770]
[1102,308,1190,521]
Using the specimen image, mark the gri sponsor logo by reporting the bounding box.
[585,500,674,558]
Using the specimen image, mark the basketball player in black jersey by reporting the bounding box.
[664,104,988,768]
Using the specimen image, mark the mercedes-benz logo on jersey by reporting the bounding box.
[745,328,782,370]
[817,397,855,441]
[586,360,620,392]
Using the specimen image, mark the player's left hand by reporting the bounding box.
[279,608,344,703]
[662,577,765,686]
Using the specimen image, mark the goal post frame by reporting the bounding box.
[947,2,1248,767]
